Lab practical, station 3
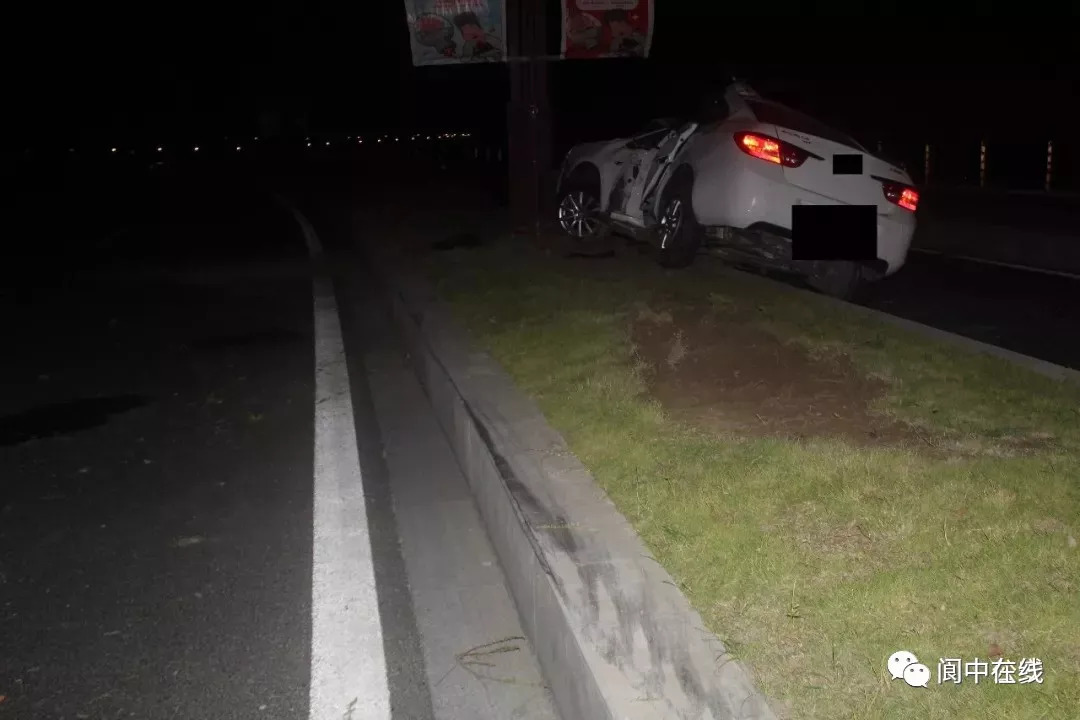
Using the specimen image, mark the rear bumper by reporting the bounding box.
[697,169,915,276]
[876,214,914,275]
[741,222,892,280]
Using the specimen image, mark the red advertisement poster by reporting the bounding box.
[561,0,653,59]
[404,0,506,66]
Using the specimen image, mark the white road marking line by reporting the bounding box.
[911,247,1080,280]
[280,199,390,720]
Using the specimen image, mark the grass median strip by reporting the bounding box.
[424,239,1079,720]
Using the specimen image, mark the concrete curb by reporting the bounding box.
[372,251,778,720]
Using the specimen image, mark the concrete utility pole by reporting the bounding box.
[506,0,551,235]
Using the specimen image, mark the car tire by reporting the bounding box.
[556,181,605,245]
[807,261,863,300]
[656,174,701,269]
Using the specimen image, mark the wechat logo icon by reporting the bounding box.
[888,650,930,688]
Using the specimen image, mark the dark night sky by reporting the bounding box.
[8,3,1079,146]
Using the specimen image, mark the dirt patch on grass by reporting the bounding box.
[632,305,923,448]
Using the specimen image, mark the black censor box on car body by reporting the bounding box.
[832,153,863,175]
[791,204,877,262]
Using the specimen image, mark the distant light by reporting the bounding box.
[194,146,200,152]
[111,147,117,153]
[157,147,163,152]
[325,141,330,146]
[394,137,399,142]
[236,146,242,151]
[306,142,312,147]
[69,148,75,152]
[254,136,259,141]
[426,136,431,140]
[377,138,382,143]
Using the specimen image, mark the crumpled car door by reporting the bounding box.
[606,145,652,216]
[639,122,699,211]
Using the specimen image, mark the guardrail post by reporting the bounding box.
[979,139,987,188]
[1045,140,1053,192]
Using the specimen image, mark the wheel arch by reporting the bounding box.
[560,162,602,197]
[651,163,696,218]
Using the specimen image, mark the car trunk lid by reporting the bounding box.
[748,98,913,214]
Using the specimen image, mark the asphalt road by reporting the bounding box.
[1,179,316,719]
[0,163,557,720]
[858,249,1080,370]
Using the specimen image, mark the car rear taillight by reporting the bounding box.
[734,132,812,168]
[881,181,919,212]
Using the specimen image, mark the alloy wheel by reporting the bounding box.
[658,198,683,249]
[558,191,600,238]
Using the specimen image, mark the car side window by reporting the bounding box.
[627,130,667,150]
[627,119,675,150]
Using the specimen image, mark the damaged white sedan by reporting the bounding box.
[555,82,919,297]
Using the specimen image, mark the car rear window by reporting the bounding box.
[747,99,865,151]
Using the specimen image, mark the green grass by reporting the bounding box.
[425,241,1080,719]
